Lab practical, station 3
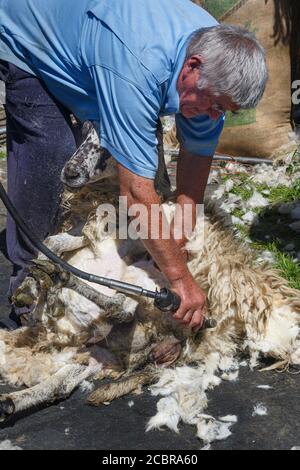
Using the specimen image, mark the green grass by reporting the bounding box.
[0,151,6,160]
[231,183,254,201]
[273,249,300,290]
[223,150,300,290]
[248,241,300,290]
[228,177,300,205]
[250,206,300,249]
[236,206,300,290]
[232,208,245,218]
[273,251,300,291]
[235,210,300,290]
[285,147,300,175]
[235,223,250,240]
[255,183,270,193]
[203,0,240,19]
[268,180,300,204]
[221,173,252,185]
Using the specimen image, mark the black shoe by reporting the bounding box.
[0,310,23,330]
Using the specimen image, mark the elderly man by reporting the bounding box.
[0,0,268,330]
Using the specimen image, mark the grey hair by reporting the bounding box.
[186,24,268,109]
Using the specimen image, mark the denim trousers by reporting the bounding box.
[0,60,82,312]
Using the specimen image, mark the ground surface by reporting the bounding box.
[0,158,300,451]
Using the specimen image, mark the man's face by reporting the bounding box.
[177,55,240,120]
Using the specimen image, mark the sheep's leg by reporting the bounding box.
[62,274,131,318]
[39,233,88,259]
[23,259,138,324]
[59,273,138,323]
[0,364,99,422]
[87,370,156,406]
[30,260,137,323]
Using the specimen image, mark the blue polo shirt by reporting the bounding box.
[0,0,224,178]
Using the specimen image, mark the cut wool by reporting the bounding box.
[242,211,256,225]
[218,356,239,372]
[256,251,276,265]
[221,371,239,382]
[0,440,22,450]
[224,180,234,193]
[146,396,181,434]
[219,415,238,424]
[247,192,269,210]
[79,380,95,393]
[200,444,212,451]
[196,415,235,444]
[231,215,242,225]
[146,363,238,443]
[252,404,268,417]
[240,361,248,367]
[257,385,273,390]
[148,367,211,429]
[220,194,242,213]
[211,186,225,200]
[1,130,300,445]
[208,169,221,185]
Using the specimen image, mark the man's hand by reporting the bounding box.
[170,272,207,330]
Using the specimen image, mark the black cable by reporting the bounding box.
[0,182,220,324]
[0,182,156,299]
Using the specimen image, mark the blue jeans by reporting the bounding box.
[0,60,82,312]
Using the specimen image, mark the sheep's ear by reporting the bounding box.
[82,120,94,140]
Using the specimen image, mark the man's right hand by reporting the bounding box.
[170,273,207,331]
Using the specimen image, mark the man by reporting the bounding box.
[0,0,268,330]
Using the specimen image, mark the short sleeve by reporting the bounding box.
[90,65,161,179]
[175,113,225,157]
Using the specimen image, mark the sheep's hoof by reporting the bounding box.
[0,397,15,423]
[149,337,182,367]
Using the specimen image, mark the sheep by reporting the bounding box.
[0,122,300,443]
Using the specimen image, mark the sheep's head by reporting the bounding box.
[61,122,118,190]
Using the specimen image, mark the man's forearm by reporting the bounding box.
[172,148,213,248]
[129,189,191,282]
[118,164,191,283]
[176,147,213,204]
[141,200,191,282]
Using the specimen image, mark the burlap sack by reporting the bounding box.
[167,0,293,158]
